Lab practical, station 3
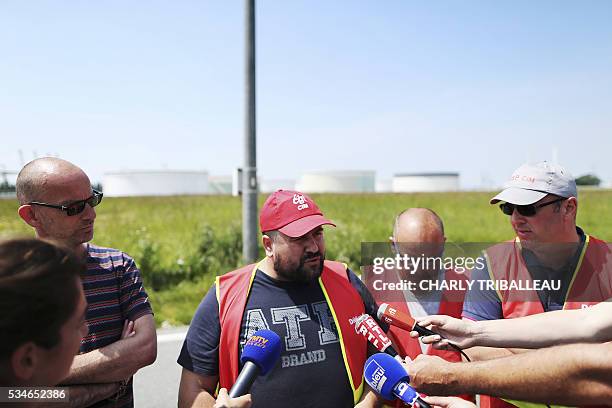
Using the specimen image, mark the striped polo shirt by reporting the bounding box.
[80,244,153,408]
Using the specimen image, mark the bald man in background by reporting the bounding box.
[16,158,156,407]
[374,208,472,403]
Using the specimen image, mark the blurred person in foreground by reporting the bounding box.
[16,158,156,407]
[0,238,87,387]
[458,161,611,408]
[177,190,384,408]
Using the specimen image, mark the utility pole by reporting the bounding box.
[242,0,258,262]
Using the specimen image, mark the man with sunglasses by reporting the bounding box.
[15,157,157,408]
[460,161,611,408]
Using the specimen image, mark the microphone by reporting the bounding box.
[229,329,282,398]
[364,353,431,408]
[354,314,400,359]
[377,303,439,337]
[378,303,472,362]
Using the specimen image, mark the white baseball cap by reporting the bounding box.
[490,161,577,205]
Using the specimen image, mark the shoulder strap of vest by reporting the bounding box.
[439,268,469,304]
[483,241,517,303]
[216,261,261,390]
[322,260,350,278]
[563,234,591,305]
[319,260,366,404]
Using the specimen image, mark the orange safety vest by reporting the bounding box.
[387,268,468,362]
[385,269,474,407]
[479,234,611,408]
[216,259,367,404]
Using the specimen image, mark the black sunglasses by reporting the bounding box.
[29,190,103,216]
[499,197,566,217]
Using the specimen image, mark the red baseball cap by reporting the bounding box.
[259,190,336,238]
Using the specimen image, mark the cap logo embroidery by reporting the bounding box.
[293,194,309,211]
[511,174,535,183]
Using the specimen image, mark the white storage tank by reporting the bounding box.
[392,172,459,192]
[208,175,233,195]
[103,170,209,197]
[260,179,296,193]
[296,171,375,193]
[375,179,392,193]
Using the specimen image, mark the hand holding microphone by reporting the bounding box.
[378,303,440,337]
[378,304,473,357]
[214,388,252,408]
[228,329,282,398]
[364,353,432,408]
[400,353,455,395]
[409,315,477,350]
[420,396,476,408]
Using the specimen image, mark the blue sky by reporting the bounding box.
[1,1,611,188]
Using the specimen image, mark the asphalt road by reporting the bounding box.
[133,327,188,407]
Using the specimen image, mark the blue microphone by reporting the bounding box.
[229,329,282,398]
[364,353,431,408]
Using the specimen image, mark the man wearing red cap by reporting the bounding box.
[177,190,382,408]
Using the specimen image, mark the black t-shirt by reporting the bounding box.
[178,268,381,408]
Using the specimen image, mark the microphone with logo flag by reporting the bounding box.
[377,303,471,361]
[354,314,402,360]
[364,353,432,408]
[228,329,282,398]
[378,303,440,337]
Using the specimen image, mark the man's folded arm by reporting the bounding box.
[62,314,157,384]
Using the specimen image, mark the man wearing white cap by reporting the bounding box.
[177,190,383,408]
[460,161,611,408]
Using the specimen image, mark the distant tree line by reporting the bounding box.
[575,174,601,186]
[0,181,15,193]
[0,181,102,194]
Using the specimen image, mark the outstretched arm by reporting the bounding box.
[414,302,612,349]
[404,342,612,406]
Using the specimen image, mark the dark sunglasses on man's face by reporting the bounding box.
[28,190,103,216]
[499,197,566,217]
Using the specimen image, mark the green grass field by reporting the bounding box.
[1,190,610,326]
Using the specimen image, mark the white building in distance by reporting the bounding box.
[260,179,296,193]
[208,175,233,195]
[296,171,375,193]
[103,170,209,197]
[392,172,459,192]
